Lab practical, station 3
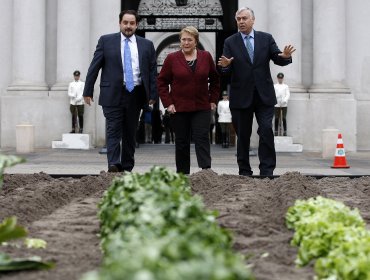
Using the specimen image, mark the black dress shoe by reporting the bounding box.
[239,171,253,176]
[108,165,120,173]
[260,172,273,178]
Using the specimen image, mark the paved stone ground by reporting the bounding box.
[1,144,369,176]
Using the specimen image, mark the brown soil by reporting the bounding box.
[0,171,369,280]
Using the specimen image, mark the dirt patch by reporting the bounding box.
[0,171,369,280]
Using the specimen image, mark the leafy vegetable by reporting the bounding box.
[0,154,54,273]
[0,217,27,244]
[0,154,25,189]
[0,217,54,272]
[0,253,54,271]
[314,233,370,280]
[84,166,253,280]
[286,196,370,279]
[24,238,47,249]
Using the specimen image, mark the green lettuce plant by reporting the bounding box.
[83,166,253,280]
[286,196,370,280]
[0,154,54,272]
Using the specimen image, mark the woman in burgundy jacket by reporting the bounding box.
[158,26,220,175]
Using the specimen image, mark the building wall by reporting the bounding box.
[347,0,370,150]
[0,0,369,151]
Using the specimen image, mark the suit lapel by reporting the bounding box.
[176,50,194,74]
[114,32,125,80]
[196,50,204,72]
[136,35,143,71]
[115,32,123,68]
[253,31,260,64]
[236,33,251,64]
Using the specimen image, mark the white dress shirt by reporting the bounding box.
[121,33,141,86]
[241,30,255,50]
[68,80,85,105]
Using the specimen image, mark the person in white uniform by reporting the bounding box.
[274,72,290,136]
[217,91,232,148]
[68,70,85,133]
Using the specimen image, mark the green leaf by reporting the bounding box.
[0,154,25,189]
[0,253,54,271]
[94,166,254,279]
[0,217,27,244]
[24,238,47,249]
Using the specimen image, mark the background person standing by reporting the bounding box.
[218,7,295,176]
[274,72,290,136]
[68,70,85,133]
[143,105,152,143]
[217,91,232,148]
[83,10,157,173]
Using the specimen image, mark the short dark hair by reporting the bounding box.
[119,10,140,23]
[73,70,80,76]
[277,72,284,79]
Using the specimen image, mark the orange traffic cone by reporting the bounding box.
[331,133,350,168]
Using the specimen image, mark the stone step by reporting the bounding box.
[274,136,293,144]
[52,133,91,150]
[274,136,303,152]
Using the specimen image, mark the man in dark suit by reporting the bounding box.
[218,7,295,176]
[83,10,157,172]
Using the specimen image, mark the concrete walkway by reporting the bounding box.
[1,144,369,176]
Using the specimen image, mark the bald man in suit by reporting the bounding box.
[218,7,295,176]
[83,10,157,172]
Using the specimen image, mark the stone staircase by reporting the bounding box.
[274,136,303,152]
[52,133,91,150]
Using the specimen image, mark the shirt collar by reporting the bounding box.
[241,30,254,40]
[121,33,136,44]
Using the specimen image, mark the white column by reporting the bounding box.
[8,0,48,91]
[269,0,304,92]
[51,0,90,90]
[0,0,13,93]
[309,0,349,93]
[89,0,121,147]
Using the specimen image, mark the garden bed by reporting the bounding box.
[0,171,369,280]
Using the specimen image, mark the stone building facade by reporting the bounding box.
[0,0,369,151]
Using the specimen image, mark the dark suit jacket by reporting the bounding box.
[222,31,292,109]
[83,32,157,106]
[158,50,220,112]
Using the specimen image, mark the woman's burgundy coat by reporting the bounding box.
[158,50,220,112]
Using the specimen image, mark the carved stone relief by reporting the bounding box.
[138,0,223,30]
[138,0,222,15]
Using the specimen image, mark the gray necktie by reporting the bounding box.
[245,35,254,63]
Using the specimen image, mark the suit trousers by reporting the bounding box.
[231,89,276,176]
[173,110,211,174]
[102,85,145,171]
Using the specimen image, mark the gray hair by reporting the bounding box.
[235,7,255,19]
